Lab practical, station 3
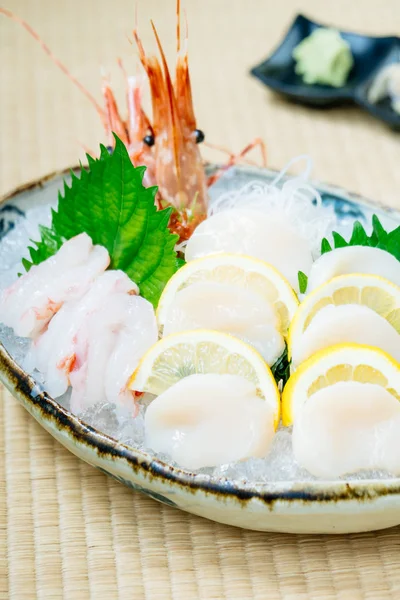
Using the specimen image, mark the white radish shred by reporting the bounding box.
[185,156,336,291]
[144,373,275,470]
[208,155,335,256]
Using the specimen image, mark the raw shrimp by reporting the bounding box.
[104,295,158,409]
[25,270,138,398]
[0,233,109,339]
[290,304,400,367]
[0,3,267,241]
[69,292,157,414]
[292,381,400,478]
[306,245,400,292]
[145,373,275,469]
[162,281,285,365]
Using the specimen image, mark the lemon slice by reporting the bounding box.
[288,273,400,358]
[156,253,298,336]
[129,329,280,427]
[282,343,400,425]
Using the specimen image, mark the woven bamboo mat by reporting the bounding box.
[1,0,400,598]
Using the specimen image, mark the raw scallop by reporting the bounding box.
[292,381,400,478]
[162,281,285,365]
[291,304,400,367]
[307,246,400,293]
[145,373,275,469]
[185,208,313,291]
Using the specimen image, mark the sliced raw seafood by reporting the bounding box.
[290,304,400,367]
[145,373,275,469]
[0,233,110,338]
[292,381,400,478]
[162,281,285,365]
[307,246,400,293]
[185,208,313,290]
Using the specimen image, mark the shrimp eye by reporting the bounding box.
[194,129,205,144]
[106,146,113,155]
[143,134,155,147]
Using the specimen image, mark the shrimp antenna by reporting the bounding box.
[0,7,106,123]
[117,57,128,81]
[132,26,147,64]
[184,9,189,42]
[176,0,181,53]
[151,19,182,189]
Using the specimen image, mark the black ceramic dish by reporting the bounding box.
[251,14,400,129]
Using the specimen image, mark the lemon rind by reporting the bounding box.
[288,273,400,359]
[282,342,400,426]
[156,252,298,331]
[129,328,281,427]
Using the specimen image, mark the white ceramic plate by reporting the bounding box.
[2,165,400,535]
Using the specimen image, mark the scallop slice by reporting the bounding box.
[185,208,313,291]
[0,233,110,338]
[292,381,400,478]
[162,281,285,366]
[291,304,400,367]
[307,246,400,293]
[144,373,275,470]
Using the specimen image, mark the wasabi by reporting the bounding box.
[292,28,354,87]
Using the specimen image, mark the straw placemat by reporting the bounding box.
[1,0,400,598]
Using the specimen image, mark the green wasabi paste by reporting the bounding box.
[292,28,354,87]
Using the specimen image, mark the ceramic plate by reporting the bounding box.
[251,14,400,128]
[2,165,400,535]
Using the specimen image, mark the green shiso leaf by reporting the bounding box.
[298,271,308,294]
[22,225,65,272]
[331,231,347,249]
[320,237,332,254]
[23,134,180,307]
[371,214,388,246]
[320,215,400,261]
[349,221,369,246]
[175,256,186,270]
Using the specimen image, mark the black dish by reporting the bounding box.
[251,14,400,128]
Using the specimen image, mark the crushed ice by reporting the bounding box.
[0,202,55,290]
[0,202,397,483]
